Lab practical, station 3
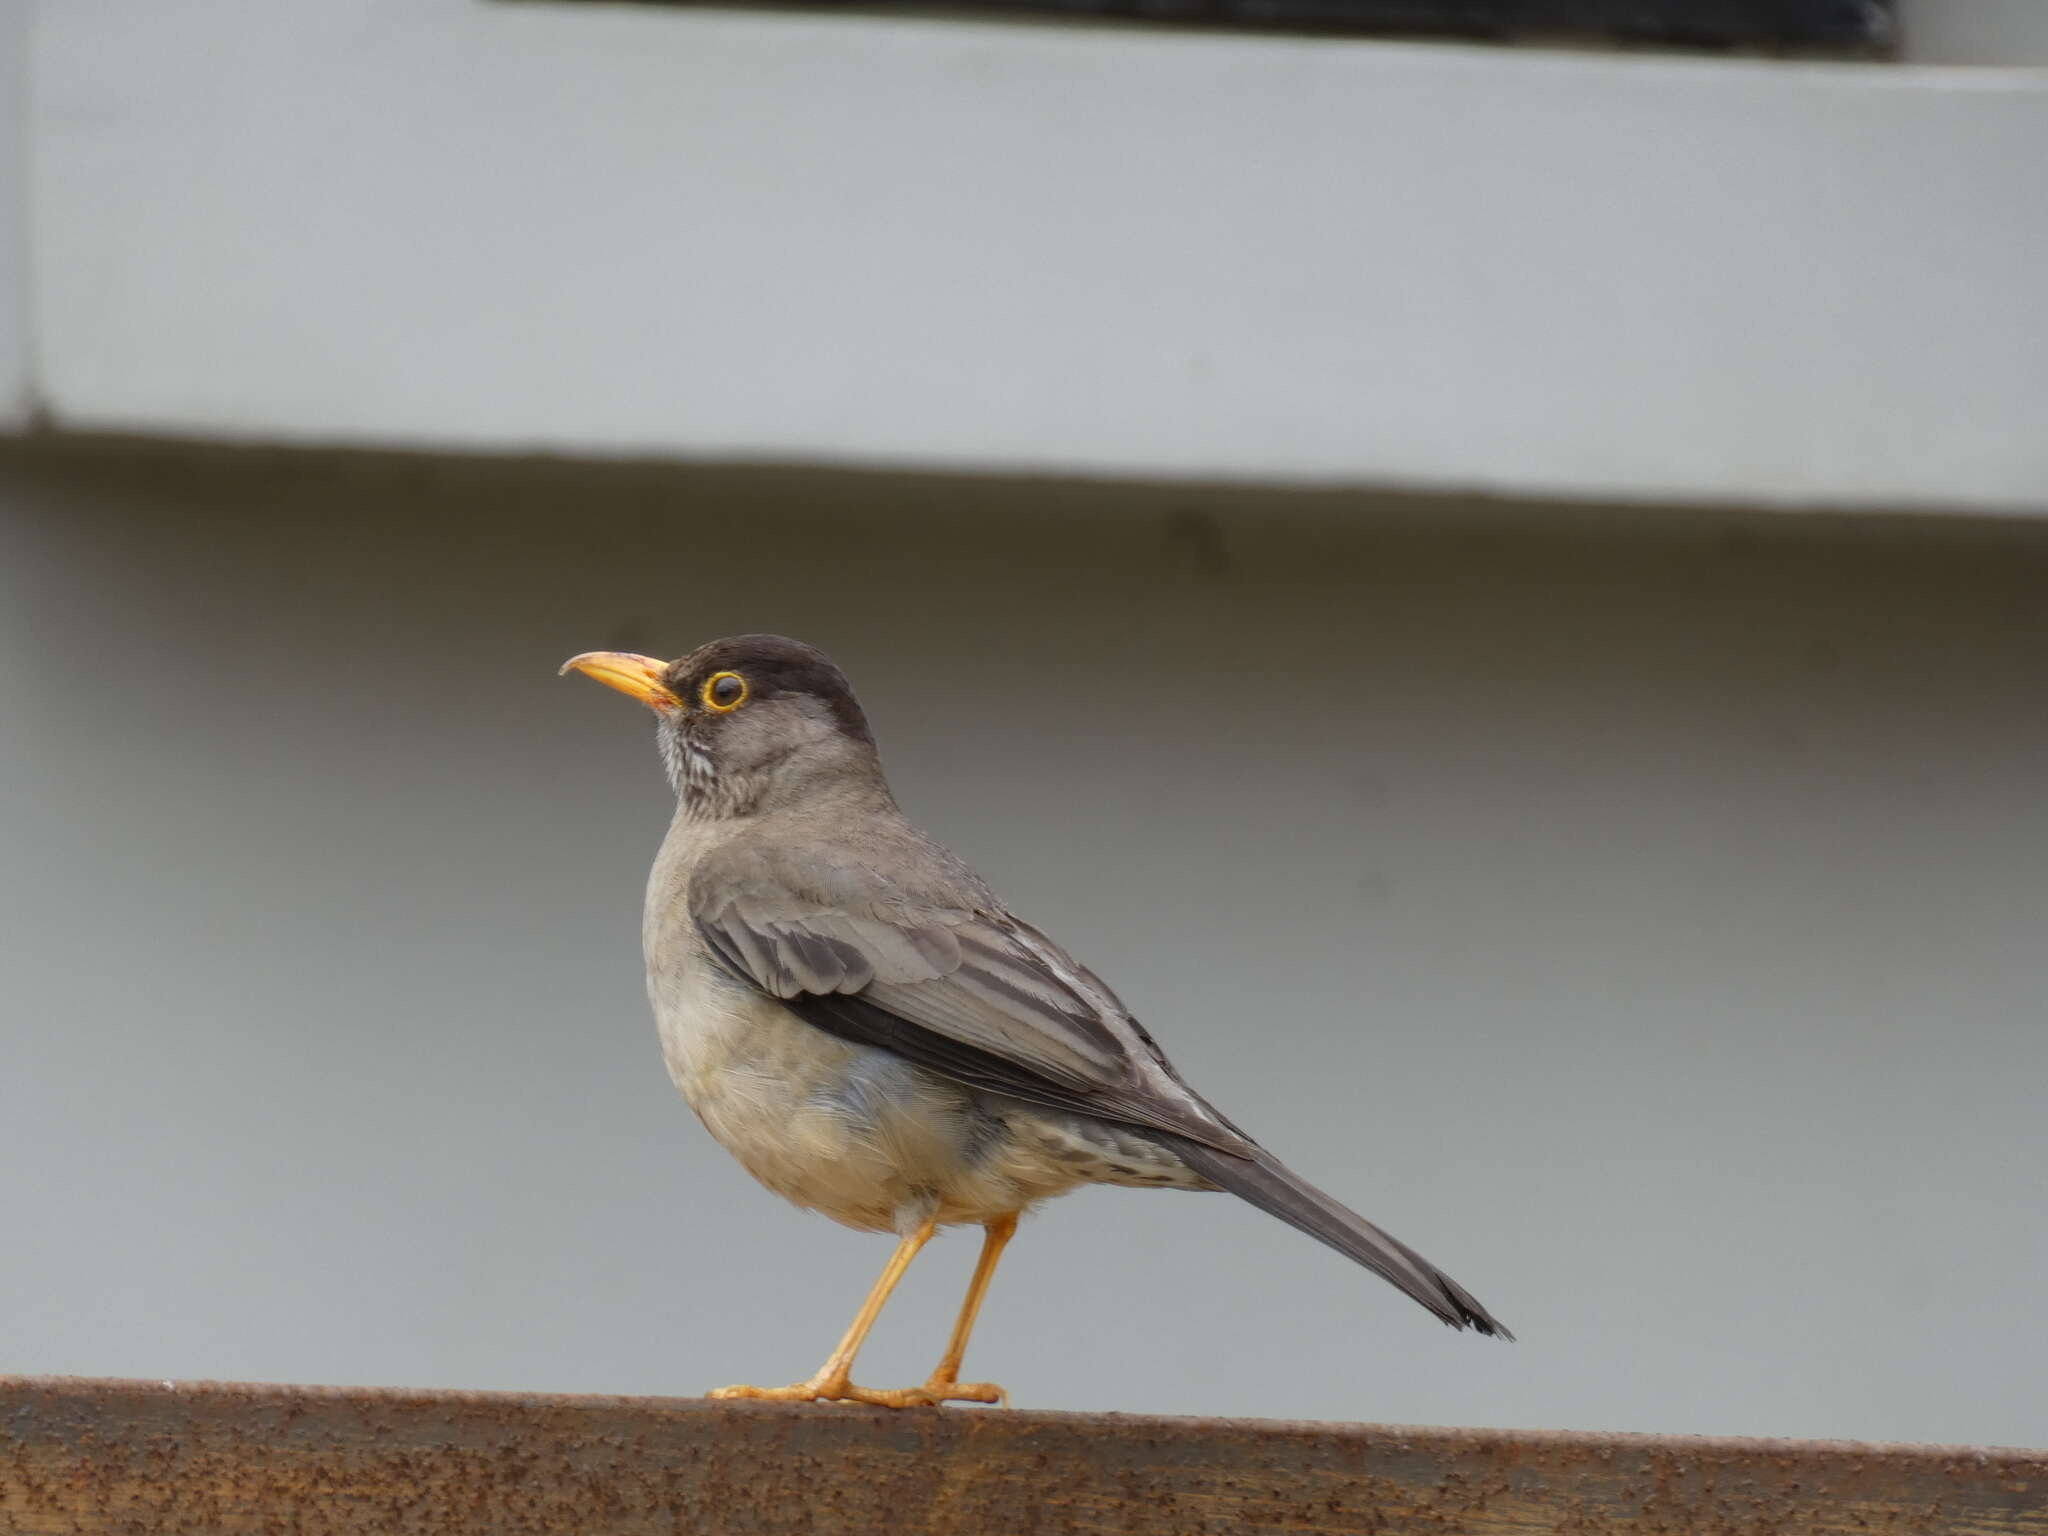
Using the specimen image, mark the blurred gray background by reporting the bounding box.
[4,439,2044,1447]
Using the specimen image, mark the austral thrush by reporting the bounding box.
[564,634,1508,1407]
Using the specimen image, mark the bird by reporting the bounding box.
[562,633,1508,1408]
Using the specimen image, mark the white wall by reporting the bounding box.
[19,0,2048,512]
[3,440,2044,1447]
[0,0,29,426]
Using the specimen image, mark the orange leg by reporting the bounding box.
[917,1213,1017,1406]
[709,1220,935,1405]
[708,1215,1018,1409]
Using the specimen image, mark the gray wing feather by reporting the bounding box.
[691,832,1251,1153]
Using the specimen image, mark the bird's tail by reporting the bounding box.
[1169,1141,1512,1339]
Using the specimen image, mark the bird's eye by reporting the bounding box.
[703,671,749,712]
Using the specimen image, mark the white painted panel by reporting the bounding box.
[0,0,29,426]
[29,2,2048,510]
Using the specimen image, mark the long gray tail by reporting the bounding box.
[1169,1141,1512,1339]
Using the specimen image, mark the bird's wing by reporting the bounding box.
[689,834,1255,1156]
[691,831,1513,1337]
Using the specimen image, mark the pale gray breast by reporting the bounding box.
[642,811,759,1104]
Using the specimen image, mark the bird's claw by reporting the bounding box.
[708,1375,1008,1408]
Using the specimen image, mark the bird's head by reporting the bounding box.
[562,633,879,816]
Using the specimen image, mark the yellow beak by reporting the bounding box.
[559,651,683,711]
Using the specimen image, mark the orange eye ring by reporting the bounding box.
[702,671,749,712]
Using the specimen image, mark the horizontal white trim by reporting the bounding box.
[23,1,2048,511]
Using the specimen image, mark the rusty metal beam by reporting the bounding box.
[3,1376,2043,1535]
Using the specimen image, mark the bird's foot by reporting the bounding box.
[708,1372,1008,1409]
[862,1374,1010,1409]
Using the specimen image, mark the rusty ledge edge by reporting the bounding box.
[4,1373,2043,1463]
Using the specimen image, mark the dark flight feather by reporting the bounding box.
[1162,1140,1511,1337]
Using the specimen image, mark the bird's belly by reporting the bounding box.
[651,973,1072,1232]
